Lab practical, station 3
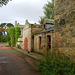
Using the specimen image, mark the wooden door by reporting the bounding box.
[24,38,28,51]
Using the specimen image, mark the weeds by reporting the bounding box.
[35,50,75,75]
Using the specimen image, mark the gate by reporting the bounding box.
[24,38,28,51]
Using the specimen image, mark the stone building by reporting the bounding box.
[22,20,42,52]
[54,0,75,56]
[16,19,54,53]
[34,19,54,53]
[17,20,41,52]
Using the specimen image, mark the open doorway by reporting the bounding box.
[47,35,51,50]
[39,36,41,49]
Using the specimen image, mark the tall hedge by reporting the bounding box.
[8,27,15,47]
[8,26,20,47]
[15,25,20,44]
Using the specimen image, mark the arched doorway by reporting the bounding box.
[24,38,28,51]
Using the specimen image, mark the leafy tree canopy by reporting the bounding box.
[0,0,12,7]
[0,23,14,28]
[0,23,6,27]
[38,17,44,24]
[43,0,54,19]
[39,0,54,24]
[7,23,14,27]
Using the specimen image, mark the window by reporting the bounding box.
[44,24,45,29]
[39,36,41,49]
[19,31,21,35]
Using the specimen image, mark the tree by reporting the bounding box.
[7,26,20,47]
[8,27,15,47]
[43,0,54,19]
[38,17,44,24]
[39,0,54,24]
[0,23,14,29]
[0,31,2,42]
[7,23,14,28]
[0,23,6,28]
[0,0,12,7]
[15,25,20,44]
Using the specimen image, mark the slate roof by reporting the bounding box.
[33,28,54,35]
[33,19,54,35]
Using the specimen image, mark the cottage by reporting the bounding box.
[34,19,54,53]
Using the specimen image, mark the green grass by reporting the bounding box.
[0,42,10,47]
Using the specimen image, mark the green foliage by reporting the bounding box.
[7,26,20,47]
[0,23,14,28]
[0,23,6,28]
[43,0,54,19]
[3,42,10,47]
[0,0,12,7]
[15,26,20,43]
[0,31,8,42]
[39,0,54,24]
[0,31,2,35]
[35,50,75,75]
[7,23,14,27]
[38,17,44,24]
[8,27,15,47]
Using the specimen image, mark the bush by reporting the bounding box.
[35,50,75,75]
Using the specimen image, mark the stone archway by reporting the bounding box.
[24,38,28,51]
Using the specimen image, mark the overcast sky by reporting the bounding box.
[0,0,51,25]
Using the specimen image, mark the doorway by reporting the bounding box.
[47,35,51,50]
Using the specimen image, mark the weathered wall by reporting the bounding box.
[34,31,54,54]
[54,0,75,56]
[31,25,42,51]
[22,20,42,52]
[23,25,32,52]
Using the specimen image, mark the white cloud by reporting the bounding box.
[0,0,51,25]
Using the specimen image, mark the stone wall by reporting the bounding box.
[22,20,42,52]
[23,24,32,52]
[54,0,75,57]
[34,31,54,54]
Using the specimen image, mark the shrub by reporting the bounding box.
[35,50,75,75]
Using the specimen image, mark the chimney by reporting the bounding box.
[15,21,17,27]
[25,20,29,25]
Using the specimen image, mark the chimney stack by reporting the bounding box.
[15,21,17,27]
[25,20,29,25]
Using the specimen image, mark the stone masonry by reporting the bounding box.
[54,0,75,57]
